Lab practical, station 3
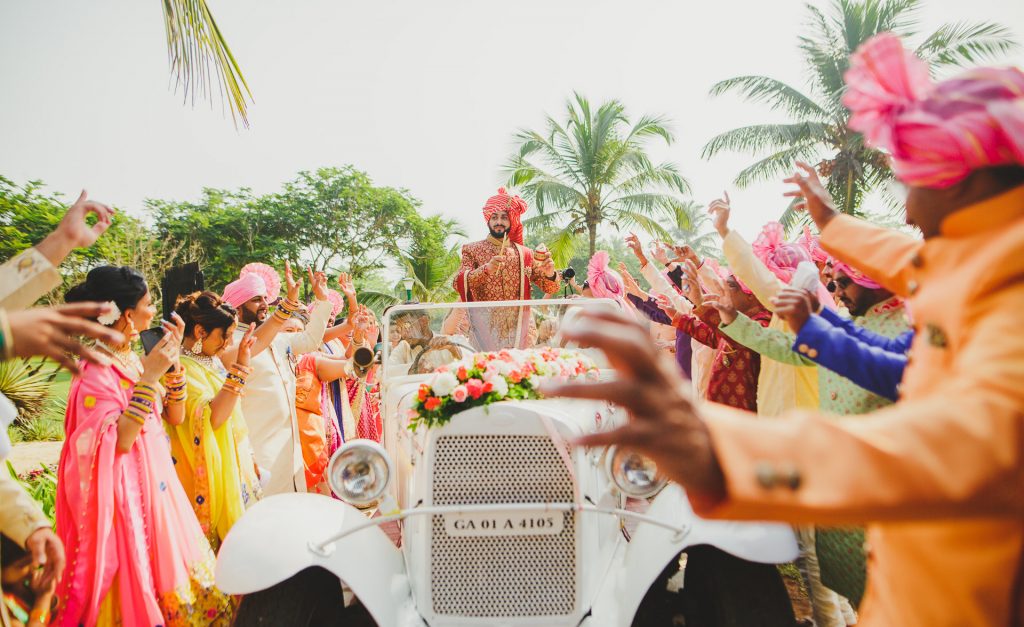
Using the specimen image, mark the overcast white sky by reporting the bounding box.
[2,0,1023,248]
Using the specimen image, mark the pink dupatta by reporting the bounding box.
[55,361,230,626]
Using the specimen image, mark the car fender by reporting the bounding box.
[591,485,799,624]
[215,493,417,627]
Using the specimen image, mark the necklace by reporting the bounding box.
[182,346,218,371]
[95,341,141,374]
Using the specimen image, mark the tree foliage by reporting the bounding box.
[702,0,1017,225]
[506,93,691,265]
[150,167,435,292]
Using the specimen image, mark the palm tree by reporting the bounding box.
[668,200,722,262]
[505,93,691,266]
[162,1,252,127]
[702,0,1016,225]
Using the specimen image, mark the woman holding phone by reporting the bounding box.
[56,266,232,626]
[169,291,263,550]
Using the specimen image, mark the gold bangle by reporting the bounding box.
[123,409,146,426]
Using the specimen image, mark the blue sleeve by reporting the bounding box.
[627,294,671,325]
[796,314,907,401]
[819,307,909,353]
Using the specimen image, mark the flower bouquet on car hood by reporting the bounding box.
[409,347,600,430]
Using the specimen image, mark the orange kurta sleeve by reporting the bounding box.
[695,281,1024,525]
[819,215,923,297]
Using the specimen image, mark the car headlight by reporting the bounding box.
[327,440,393,508]
[604,446,667,499]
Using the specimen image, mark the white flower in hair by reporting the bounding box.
[97,301,121,326]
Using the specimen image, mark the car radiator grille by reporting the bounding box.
[429,434,577,618]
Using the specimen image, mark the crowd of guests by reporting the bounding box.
[0,200,384,624]
[0,31,1021,627]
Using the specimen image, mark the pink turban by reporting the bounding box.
[240,263,281,302]
[482,187,528,246]
[586,251,626,301]
[751,222,811,283]
[222,273,268,309]
[832,260,883,290]
[798,227,830,265]
[311,289,346,319]
[844,33,1024,189]
[703,258,753,295]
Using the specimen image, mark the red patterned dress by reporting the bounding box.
[674,305,771,411]
[454,236,561,349]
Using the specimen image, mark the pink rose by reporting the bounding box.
[451,385,469,402]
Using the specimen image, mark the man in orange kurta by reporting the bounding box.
[454,188,560,349]
[549,34,1024,627]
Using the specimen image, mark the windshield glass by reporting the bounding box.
[381,298,620,380]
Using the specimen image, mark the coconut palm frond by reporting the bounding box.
[162,0,253,128]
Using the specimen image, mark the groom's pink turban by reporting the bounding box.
[222,273,268,309]
[482,187,528,246]
[844,33,1024,189]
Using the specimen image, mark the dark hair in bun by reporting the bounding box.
[65,266,148,318]
[174,291,237,337]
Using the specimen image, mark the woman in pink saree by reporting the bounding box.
[56,266,232,626]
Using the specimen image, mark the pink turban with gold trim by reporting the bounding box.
[482,187,528,246]
[844,33,1024,189]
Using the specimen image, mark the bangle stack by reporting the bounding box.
[164,369,186,404]
[125,383,159,425]
[0,309,13,361]
[273,298,300,323]
[223,363,252,396]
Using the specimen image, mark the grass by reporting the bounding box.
[6,358,70,443]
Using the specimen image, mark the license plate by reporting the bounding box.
[443,510,565,537]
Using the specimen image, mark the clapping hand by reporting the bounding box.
[708,192,731,238]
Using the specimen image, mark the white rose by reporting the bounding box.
[431,371,459,397]
[488,376,509,397]
[527,374,542,389]
[495,360,515,376]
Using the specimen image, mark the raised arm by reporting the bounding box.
[285,270,332,356]
[719,312,813,367]
[818,307,913,354]
[786,163,921,296]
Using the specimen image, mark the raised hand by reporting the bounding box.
[235,323,257,367]
[162,312,187,372]
[139,329,179,385]
[624,233,650,267]
[679,260,703,307]
[654,293,679,320]
[36,190,116,267]
[284,260,301,302]
[671,244,701,267]
[337,272,356,299]
[651,241,671,266]
[784,162,838,231]
[618,262,646,299]
[309,268,329,301]
[704,291,737,325]
[708,192,731,238]
[6,303,126,374]
[771,287,815,333]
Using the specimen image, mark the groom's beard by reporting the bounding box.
[489,227,508,240]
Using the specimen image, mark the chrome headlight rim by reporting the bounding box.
[603,445,667,499]
[327,439,394,508]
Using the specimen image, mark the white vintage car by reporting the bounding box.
[216,299,800,626]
